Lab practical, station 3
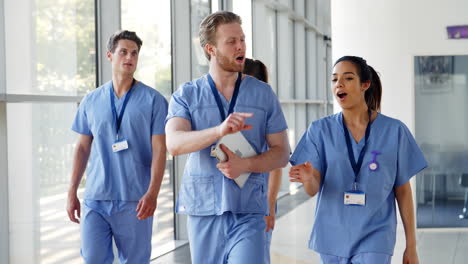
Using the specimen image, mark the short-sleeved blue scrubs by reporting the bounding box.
[290,112,427,261]
[72,81,168,263]
[166,74,287,263]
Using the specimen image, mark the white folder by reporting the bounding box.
[211,132,258,188]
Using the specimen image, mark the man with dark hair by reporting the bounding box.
[166,11,289,264]
[66,30,167,263]
[107,30,143,53]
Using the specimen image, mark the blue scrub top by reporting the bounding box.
[166,75,287,216]
[72,81,168,201]
[290,112,427,258]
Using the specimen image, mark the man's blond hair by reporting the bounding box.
[199,11,242,60]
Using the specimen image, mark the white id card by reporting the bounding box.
[344,191,366,206]
[112,140,129,152]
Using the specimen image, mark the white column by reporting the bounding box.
[294,0,307,141]
[7,104,36,264]
[171,0,191,241]
[252,1,277,92]
[96,0,121,85]
[0,0,8,259]
[4,0,36,262]
[0,102,9,264]
[4,0,33,95]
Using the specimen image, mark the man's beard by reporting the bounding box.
[215,51,244,72]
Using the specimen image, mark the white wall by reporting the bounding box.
[331,0,468,131]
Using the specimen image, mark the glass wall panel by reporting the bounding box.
[121,0,172,96]
[316,38,327,102]
[265,8,278,93]
[327,104,333,116]
[121,0,175,258]
[415,55,468,228]
[5,0,95,96]
[276,11,294,99]
[306,104,320,125]
[232,0,252,58]
[251,3,277,92]
[305,0,316,23]
[284,19,295,99]
[306,30,317,100]
[211,0,219,12]
[7,103,80,263]
[191,0,211,79]
[281,103,299,193]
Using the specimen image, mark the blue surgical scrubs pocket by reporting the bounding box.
[129,157,151,198]
[178,175,215,215]
[240,177,266,212]
[365,151,396,204]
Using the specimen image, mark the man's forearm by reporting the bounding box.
[146,135,167,197]
[68,144,91,194]
[146,149,167,197]
[245,145,289,173]
[167,126,221,156]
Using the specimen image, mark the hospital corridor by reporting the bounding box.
[1,0,468,263]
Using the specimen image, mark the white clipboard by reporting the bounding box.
[211,132,258,188]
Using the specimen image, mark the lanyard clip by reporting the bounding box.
[353,182,357,191]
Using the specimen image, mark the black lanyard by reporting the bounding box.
[342,110,372,190]
[110,79,136,140]
[207,72,242,121]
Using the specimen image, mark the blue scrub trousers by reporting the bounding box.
[264,204,277,264]
[80,200,153,264]
[320,252,392,264]
[264,229,272,264]
[187,212,266,264]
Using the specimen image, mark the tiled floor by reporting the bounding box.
[270,193,468,264]
[35,169,175,264]
[152,187,468,264]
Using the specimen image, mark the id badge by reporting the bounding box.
[112,139,129,152]
[344,191,366,206]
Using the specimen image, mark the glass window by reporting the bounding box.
[305,30,317,99]
[415,55,468,228]
[121,0,172,96]
[277,16,294,99]
[7,103,81,263]
[305,0,316,23]
[264,7,278,93]
[211,0,219,12]
[4,0,95,263]
[232,0,252,59]
[5,0,95,96]
[316,39,328,102]
[121,0,175,258]
[191,0,211,79]
[250,2,277,92]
